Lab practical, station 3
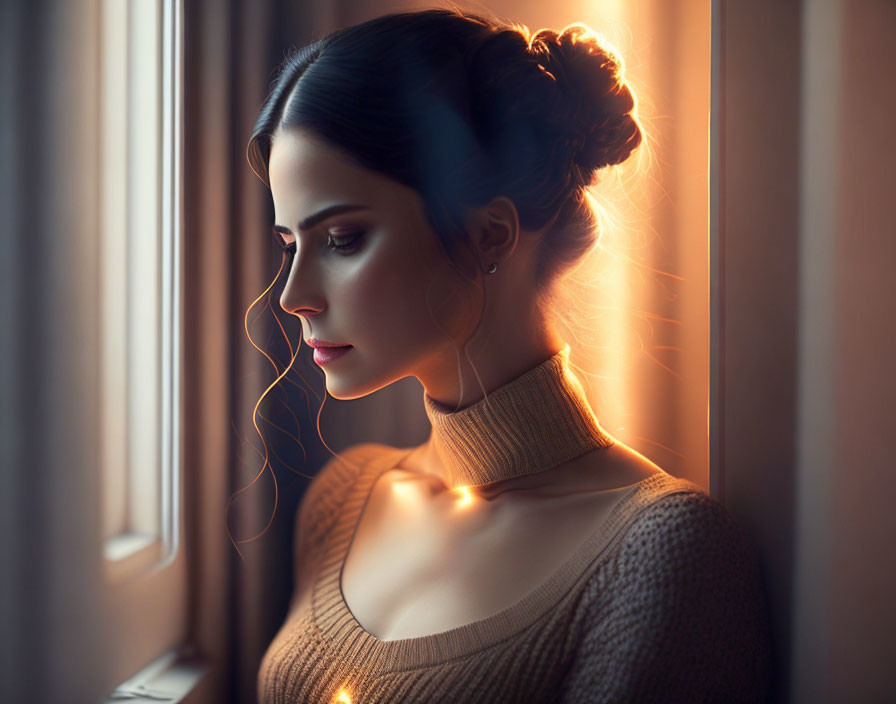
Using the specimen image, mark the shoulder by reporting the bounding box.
[303,442,383,503]
[604,483,768,615]
[562,486,773,702]
[294,442,388,551]
[616,484,761,580]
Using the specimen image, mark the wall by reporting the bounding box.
[718,0,896,701]
[792,0,896,700]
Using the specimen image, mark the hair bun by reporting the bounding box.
[528,24,642,172]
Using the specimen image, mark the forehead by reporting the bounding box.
[268,128,386,220]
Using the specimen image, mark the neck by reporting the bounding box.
[421,343,615,489]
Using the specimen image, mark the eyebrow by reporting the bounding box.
[273,203,371,234]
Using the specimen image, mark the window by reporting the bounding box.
[100,0,181,576]
[96,0,195,698]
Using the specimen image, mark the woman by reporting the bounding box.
[250,8,772,703]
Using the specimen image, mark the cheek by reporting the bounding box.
[338,229,479,346]
[348,248,430,324]
[343,242,450,336]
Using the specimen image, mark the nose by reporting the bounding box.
[278,249,325,317]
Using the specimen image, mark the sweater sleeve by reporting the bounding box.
[557,489,773,704]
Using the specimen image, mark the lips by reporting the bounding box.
[306,338,352,349]
[312,345,352,365]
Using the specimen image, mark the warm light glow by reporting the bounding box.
[520,3,696,474]
[333,689,352,703]
[393,480,415,498]
[453,485,474,507]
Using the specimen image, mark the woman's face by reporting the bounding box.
[267,127,479,400]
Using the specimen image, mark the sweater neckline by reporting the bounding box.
[311,446,691,672]
[421,342,616,490]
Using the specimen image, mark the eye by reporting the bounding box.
[270,227,365,257]
[325,228,364,255]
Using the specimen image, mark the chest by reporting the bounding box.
[340,470,630,641]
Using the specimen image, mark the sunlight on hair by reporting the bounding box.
[541,8,678,450]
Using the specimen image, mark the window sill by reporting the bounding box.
[105,648,207,703]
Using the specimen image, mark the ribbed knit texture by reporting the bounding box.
[422,343,614,488]
[257,348,773,703]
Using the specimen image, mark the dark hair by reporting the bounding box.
[248,7,643,291]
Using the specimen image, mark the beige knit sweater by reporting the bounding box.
[257,347,773,703]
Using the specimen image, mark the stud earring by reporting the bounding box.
[487,262,498,274]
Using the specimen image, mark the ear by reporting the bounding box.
[474,196,519,272]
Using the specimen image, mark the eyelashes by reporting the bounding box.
[272,228,365,258]
[325,232,363,254]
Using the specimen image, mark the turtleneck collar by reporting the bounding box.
[422,343,615,489]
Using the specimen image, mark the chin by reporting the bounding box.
[322,357,409,401]
[322,372,384,401]
[325,385,368,401]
